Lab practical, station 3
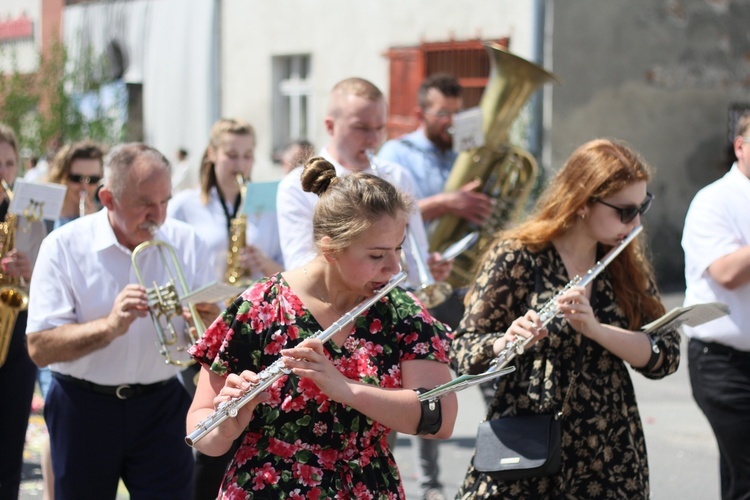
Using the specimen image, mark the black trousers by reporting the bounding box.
[46,374,194,499]
[0,312,37,500]
[688,338,750,500]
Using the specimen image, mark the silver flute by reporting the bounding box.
[186,271,408,447]
[418,224,644,402]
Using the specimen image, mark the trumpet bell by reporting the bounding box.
[132,239,205,367]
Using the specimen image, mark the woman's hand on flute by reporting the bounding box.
[281,338,353,404]
[493,309,549,355]
[214,371,271,441]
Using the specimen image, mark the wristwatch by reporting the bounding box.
[643,335,661,371]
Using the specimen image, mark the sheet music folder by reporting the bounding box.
[641,302,730,333]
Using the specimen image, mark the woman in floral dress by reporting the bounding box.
[187,157,458,499]
[452,139,681,499]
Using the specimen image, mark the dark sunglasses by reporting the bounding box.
[68,173,102,184]
[594,192,654,224]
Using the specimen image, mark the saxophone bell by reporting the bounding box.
[0,180,29,367]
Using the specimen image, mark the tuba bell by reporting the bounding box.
[0,180,29,367]
[132,233,206,366]
[429,42,560,288]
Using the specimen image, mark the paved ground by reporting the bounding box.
[20,293,721,500]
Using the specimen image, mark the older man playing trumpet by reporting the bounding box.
[27,143,217,499]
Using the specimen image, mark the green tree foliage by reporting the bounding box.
[0,38,124,160]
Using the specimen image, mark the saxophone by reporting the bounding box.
[224,174,251,287]
[0,180,30,367]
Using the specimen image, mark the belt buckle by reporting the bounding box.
[115,384,132,400]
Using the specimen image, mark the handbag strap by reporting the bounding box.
[556,336,587,419]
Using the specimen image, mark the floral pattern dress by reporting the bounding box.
[451,239,681,499]
[189,273,450,500]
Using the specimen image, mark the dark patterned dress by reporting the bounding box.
[190,273,450,500]
[451,239,681,499]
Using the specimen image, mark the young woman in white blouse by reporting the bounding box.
[168,118,283,285]
[168,118,284,500]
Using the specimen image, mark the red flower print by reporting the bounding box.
[281,394,306,412]
[316,448,338,469]
[222,481,251,499]
[403,332,419,345]
[306,487,323,500]
[369,318,382,333]
[352,482,374,499]
[251,462,280,490]
[265,329,287,355]
[266,437,297,459]
[312,421,328,437]
[293,462,323,487]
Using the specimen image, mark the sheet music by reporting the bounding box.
[641,302,730,333]
[452,107,484,153]
[8,180,66,220]
[180,281,246,304]
[242,180,280,215]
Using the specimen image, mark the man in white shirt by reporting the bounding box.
[277,77,450,290]
[26,143,218,499]
[682,111,750,500]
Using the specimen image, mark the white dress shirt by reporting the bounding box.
[682,164,750,351]
[276,148,430,289]
[26,209,216,384]
[168,186,283,282]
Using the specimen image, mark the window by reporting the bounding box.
[272,54,312,158]
[384,38,509,139]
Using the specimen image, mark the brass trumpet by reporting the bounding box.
[0,180,28,367]
[132,234,206,366]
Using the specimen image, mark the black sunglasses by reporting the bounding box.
[68,173,102,184]
[594,192,654,224]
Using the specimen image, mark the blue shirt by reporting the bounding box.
[378,129,457,200]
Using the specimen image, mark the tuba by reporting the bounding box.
[224,174,251,287]
[0,180,29,367]
[132,234,206,366]
[429,42,560,288]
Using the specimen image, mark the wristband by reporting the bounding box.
[643,335,661,371]
[414,388,442,435]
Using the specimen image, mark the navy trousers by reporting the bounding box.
[689,338,750,500]
[46,375,194,500]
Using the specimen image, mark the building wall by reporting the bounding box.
[0,0,43,74]
[549,0,750,289]
[221,0,539,181]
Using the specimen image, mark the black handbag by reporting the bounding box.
[473,413,561,480]
[472,339,585,481]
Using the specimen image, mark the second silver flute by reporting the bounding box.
[418,224,643,401]
[186,271,408,447]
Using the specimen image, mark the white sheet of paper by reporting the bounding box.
[452,107,484,153]
[9,180,67,221]
[180,281,246,304]
[641,302,730,333]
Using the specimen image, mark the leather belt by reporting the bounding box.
[52,372,175,400]
[691,338,750,359]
